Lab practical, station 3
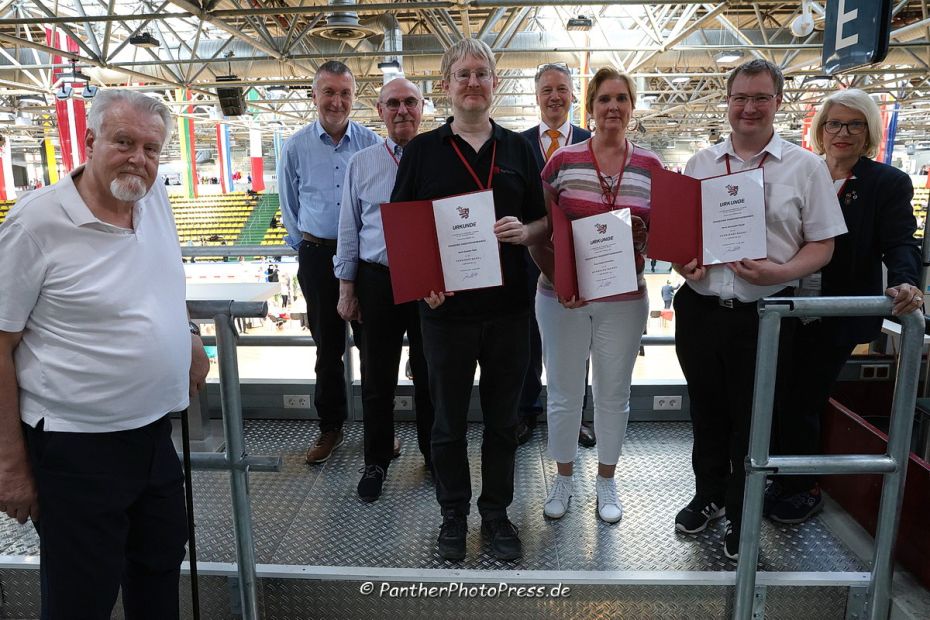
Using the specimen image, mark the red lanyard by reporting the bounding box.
[538,125,572,161]
[836,172,854,199]
[450,138,497,190]
[589,138,632,208]
[725,151,768,174]
[384,139,399,166]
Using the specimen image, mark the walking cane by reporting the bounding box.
[181,409,200,620]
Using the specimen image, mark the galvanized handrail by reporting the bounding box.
[188,300,269,620]
[733,296,925,620]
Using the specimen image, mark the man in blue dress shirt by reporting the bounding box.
[278,61,379,463]
[334,78,434,502]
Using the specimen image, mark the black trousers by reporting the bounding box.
[674,286,795,530]
[773,320,856,493]
[23,415,188,620]
[519,254,543,419]
[296,241,347,432]
[356,261,434,466]
[421,312,530,520]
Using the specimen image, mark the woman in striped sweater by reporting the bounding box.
[531,67,663,524]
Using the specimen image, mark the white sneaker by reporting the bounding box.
[596,476,623,523]
[544,474,573,519]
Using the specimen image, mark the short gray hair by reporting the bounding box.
[440,38,496,82]
[534,63,572,88]
[810,88,884,158]
[313,60,355,90]
[87,89,173,145]
[726,59,785,98]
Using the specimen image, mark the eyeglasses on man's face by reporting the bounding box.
[381,97,422,111]
[728,94,777,108]
[451,69,494,83]
[823,120,867,135]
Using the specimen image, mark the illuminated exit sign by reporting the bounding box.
[822,0,893,74]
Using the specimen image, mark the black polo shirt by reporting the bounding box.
[392,117,546,320]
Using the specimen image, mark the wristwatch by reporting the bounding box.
[189,321,201,337]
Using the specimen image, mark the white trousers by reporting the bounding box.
[537,293,649,465]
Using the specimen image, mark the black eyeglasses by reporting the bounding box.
[381,97,422,111]
[823,120,867,135]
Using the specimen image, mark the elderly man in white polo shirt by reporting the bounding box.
[0,89,208,619]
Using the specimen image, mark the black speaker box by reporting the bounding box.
[216,75,245,116]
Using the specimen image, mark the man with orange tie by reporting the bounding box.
[517,63,592,447]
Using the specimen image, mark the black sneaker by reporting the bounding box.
[437,514,467,561]
[675,495,725,534]
[578,422,596,448]
[357,464,386,502]
[723,520,739,561]
[481,517,522,561]
[763,479,784,516]
[769,487,824,524]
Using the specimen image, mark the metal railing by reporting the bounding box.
[733,296,925,620]
[187,300,272,620]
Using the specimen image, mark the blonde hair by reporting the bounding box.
[810,88,883,158]
[440,38,496,82]
[585,67,637,115]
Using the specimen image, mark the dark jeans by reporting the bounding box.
[24,415,188,620]
[296,240,347,432]
[773,320,856,493]
[674,286,795,530]
[356,261,433,466]
[421,312,530,520]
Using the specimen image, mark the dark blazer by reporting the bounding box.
[821,156,921,345]
[519,123,591,173]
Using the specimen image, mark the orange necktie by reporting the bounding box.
[544,129,562,161]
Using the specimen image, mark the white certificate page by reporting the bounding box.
[701,167,767,265]
[571,208,638,301]
[432,189,503,292]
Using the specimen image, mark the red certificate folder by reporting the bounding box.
[551,204,578,301]
[380,200,445,304]
[649,167,702,266]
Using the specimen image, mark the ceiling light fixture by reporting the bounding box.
[790,0,816,38]
[566,15,594,31]
[378,59,402,74]
[129,32,161,48]
[714,51,744,64]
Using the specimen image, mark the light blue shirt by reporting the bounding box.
[278,119,379,248]
[334,138,402,280]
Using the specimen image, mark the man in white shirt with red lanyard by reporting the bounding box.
[671,59,847,560]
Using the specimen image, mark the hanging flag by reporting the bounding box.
[213,106,233,194]
[46,27,86,171]
[0,135,13,200]
[881,101,899,166]
[249,126,264,192]
[176,89,198,198]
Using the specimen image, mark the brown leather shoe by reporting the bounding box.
[392,435,402,459]
[305,429,344,464]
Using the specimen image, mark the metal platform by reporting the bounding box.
[0,421,873,618]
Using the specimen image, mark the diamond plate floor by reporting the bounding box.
[0,420,863,572]
[0,421,865,619]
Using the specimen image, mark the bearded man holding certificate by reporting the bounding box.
[391,38,547,562]
[671,59,846,561]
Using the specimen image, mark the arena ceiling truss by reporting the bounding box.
[1,1,930,159]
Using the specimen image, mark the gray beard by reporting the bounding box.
[110,176,147,202]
